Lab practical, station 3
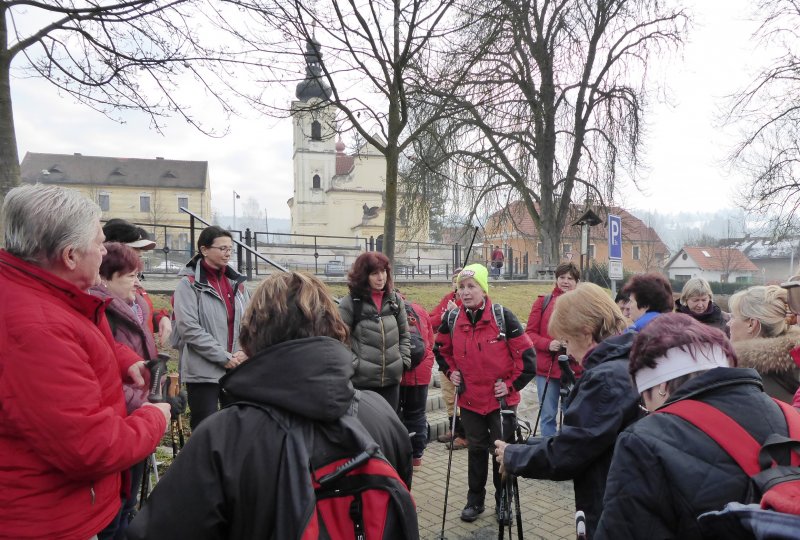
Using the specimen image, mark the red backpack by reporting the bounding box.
[659,398,800,538]
[233,395,419,540]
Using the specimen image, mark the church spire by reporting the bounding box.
[295,37,333,102]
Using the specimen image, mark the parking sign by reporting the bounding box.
[608,214,622,260]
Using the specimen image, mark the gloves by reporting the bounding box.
[165,390,187,418]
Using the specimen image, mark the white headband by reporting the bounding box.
[634,344,730,393]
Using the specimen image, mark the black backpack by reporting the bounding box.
[350,294,424,371]
[659,398,800,539]
[403,303,426,371]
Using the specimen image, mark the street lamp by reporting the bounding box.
[572,208,602,277]
[233,190,241,230]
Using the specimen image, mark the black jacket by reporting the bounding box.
[595,367,787,540]
[127,336,413,540]
[503,333,642,538]
[675,300,730,335]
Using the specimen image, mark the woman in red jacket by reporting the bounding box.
[435,264,535,524]
[525,262,581,436]
[399,294,436,467]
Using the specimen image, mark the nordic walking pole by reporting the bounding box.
[439,384,461,540]
[496,379,513,540]
[531,355,556,438]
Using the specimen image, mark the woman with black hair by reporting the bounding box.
[173,226,250,430]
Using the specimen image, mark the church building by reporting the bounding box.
[287,39,422,247]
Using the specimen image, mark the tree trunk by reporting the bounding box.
[383,144,398,263]
[0,7,19,198]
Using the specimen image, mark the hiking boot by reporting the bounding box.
[446,436,468,450]
[460,503,485,522]
[437,430,453,443]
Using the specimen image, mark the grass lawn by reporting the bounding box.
[151,281,555,324]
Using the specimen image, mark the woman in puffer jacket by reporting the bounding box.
[728,285,800,403]
[338,252,411,411]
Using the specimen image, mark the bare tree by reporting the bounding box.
[222,0,465,262]
[0,0,246,197]
[421,0,687,264]
[727,0,800,238]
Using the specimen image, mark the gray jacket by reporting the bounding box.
[173,259,250,384]
[338,291,411,388]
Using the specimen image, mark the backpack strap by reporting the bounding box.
[447,307,460,342]
[658,399,762,475]
[492,303,507,341]
[351,296,363,333]
[541,293,553,315]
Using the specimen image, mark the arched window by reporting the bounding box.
[311,121,322,141]
[312,174,321,189]
[399,206,407,222]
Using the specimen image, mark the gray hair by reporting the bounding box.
[3,184,101,265]
[680,277,714,304]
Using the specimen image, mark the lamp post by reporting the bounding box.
[572,208,602,277]
[233,190,241,230]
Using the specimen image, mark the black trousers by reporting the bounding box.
[358,383,400,413]
[186,382,227,431]
[460,406,516,507]
[399,384,429,458]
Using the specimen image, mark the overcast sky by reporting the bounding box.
[12,0,766,221]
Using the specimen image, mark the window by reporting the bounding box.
[632,245,640,260]
[311,121,322,141]
[735,276,750,284]
[588,244,596,258]
[675,274,691,282]
[140,194,151,213]
[562,243,572,257]
[178,196,188,211]
[98,193,110,212]
[312,174,321,189]
[537,242,543,258]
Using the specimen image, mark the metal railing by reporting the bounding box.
[119,209,531,281]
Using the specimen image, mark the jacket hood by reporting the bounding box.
[733,327,800,374]
[220,336,356,422]
[178,257,246,284]
[583,332,634,370]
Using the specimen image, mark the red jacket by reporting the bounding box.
[429,290,460,334]
[526,286,565,379]
[435,299,535,415]
[401,302,435,386]
[0,250,167,540]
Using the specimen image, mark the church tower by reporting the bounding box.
[289,38,338,236]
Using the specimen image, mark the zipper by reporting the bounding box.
[380,314,386,386]
[90,485,95,505]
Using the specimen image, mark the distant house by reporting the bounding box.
[665,246,759,284]
[483,201,669,274]
[723,237,800,284]
[20,152,211,252]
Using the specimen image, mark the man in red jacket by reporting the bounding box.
[0,185,170,540]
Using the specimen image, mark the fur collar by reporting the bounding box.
[734,327,800,374]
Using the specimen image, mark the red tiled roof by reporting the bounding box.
[679,246,760,272]
[486,200,667,250]
[335,153,355,176]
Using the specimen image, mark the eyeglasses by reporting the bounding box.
[207,246,233,254]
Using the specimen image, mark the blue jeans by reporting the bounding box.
[399,385,429,458]
[535,375,560,437]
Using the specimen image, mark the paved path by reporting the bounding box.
[411,381,576,540]
[411,438,576,540]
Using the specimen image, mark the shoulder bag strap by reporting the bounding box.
[658,399,761,476]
